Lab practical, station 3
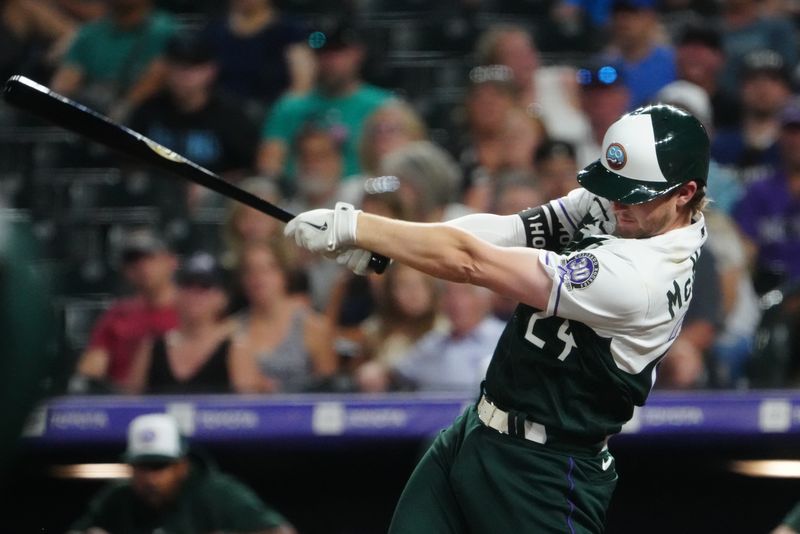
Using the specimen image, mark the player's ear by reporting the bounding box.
[674,181,698,208]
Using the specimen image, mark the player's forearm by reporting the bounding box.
[356,213,487,283]
[444,212,526,247]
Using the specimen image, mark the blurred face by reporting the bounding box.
[611,182,697,239]
[494,31,539,88]
[166,63,216,100]
[317,47,363,93]
[466,84,515,135]
[537,154,578,201]
[131,459,188,509]
[501,112,544,170]
[495,184,544,215]
[390,266,435,319]
[296,132,342,199]
[676,44,724,92]
[611,10,655,51]
[780,124,800,169]
[123,252,177,294]
[581,86,631,141]
[176,283,227,324]
[442,283,490,337]
[367,108,417,161]
[741,75,791,116]
[234,206,280,243]
[240,246,287,307]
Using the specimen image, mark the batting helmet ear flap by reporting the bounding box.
[578,104,710,205]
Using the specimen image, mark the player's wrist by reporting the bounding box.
[328,201,361,251]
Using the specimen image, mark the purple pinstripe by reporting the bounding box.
[565,456,576,534]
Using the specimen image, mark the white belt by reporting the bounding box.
[477,395,547,445]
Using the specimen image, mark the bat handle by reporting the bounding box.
[368,253,390,274]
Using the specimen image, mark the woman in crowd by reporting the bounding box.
[229,240,337,393]
[125,252,236,394]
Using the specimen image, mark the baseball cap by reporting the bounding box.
[612,0,656,12]
[120,228,168,264]
[123,414,187,465]
[176,251,226,288]
[577,104,710,205]
[309,20,361,53]
[677,24,722,50]
[780,97,800,127]
[165,33,214,66]
[741,49,790,83]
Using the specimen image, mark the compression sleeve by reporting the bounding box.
[517,204,572,251]
[444,213,527,247]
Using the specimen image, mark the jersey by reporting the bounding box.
[484,188,707,444]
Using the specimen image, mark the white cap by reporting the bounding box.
[654,80,712,130]
[124,414,185,464]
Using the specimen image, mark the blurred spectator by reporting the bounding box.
[357,282,505,393]
[601,0,676,108]
[575,61,631,166]
[474,25,591,148]
[127,32,259,211]
[68,413,295,534]
[125,252,235,394]
[534,139,579,202]
[50,0,177,118]
[381,141,464,222]
[492,173,545,216]
[456,65,518,190]
[704,209,761,388]
[70,228,178,393]
[719,0,798,98]
[0,0,75,82]
[654,79,743,213]
[359,264,447,371]
[230,241,337,393]
[748,281,800,387]
[288,123,346,210]
[712,49,792,186]
[201,0,313,119]
[257,20,393,182]
[358,101,427,178]
[733,97,800,295]
[675,24,740,129]
[221,177,284,270]
[465,108,547,213]
[54,0,106,23]
[657,247,723,389]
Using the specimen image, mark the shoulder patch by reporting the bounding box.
[560,252,599,289]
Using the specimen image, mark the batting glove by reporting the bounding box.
[336,247,373,276]
[284,202,361,254]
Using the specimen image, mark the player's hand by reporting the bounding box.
[284,202,361,254]
[336,247,373,276]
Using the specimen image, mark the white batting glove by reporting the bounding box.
[284,202,361,254]
[336,248,374,276]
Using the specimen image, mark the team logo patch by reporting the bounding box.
[605,143,626,170]
[560,252,599,289]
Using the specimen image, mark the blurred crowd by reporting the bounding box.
[2,0,800,396]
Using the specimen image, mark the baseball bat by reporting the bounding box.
[2,75,390,274]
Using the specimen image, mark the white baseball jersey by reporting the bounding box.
[478,188,707,443]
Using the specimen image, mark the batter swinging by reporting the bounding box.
[286,104,709,533]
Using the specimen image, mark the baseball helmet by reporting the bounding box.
[577,104,709,205]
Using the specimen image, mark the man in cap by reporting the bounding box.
[712,48,793,186]
[69,413,295,533]
[71,228,179,392]
[285,103,709,532]
[257,19,393,182]
[733,97,800,295]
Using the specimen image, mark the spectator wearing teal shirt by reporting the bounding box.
[257,21,393,184]
[51,0,176,117]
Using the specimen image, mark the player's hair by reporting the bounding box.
[475,24,535,66]
[359,101,427,175]
[686,185,708,215]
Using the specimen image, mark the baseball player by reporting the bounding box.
[285,104,709,533]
